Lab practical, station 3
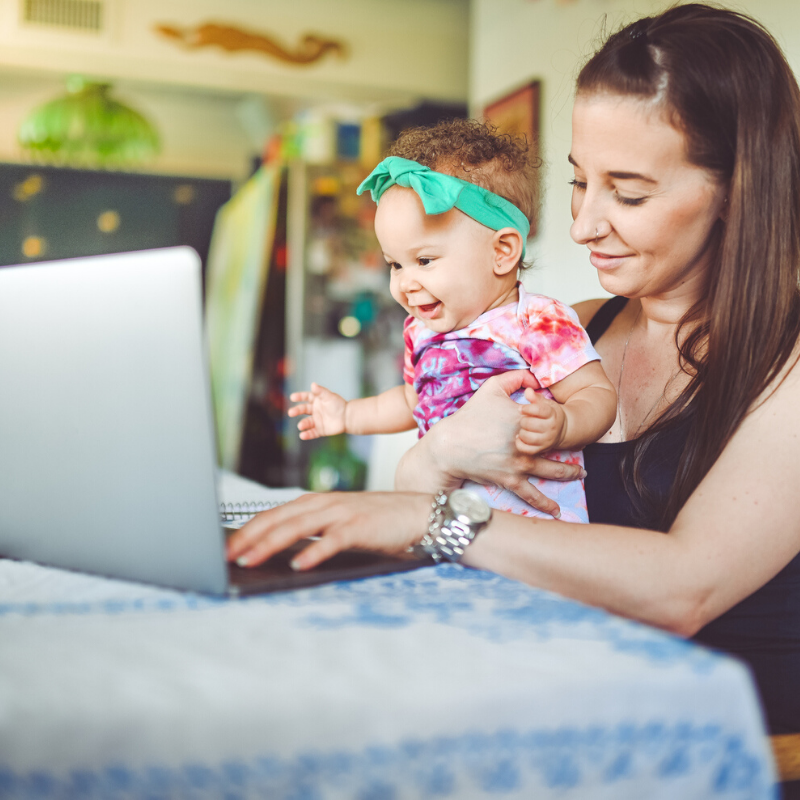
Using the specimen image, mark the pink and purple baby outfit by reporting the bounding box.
[403,284,600,522]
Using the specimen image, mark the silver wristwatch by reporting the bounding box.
[417,488,493,563]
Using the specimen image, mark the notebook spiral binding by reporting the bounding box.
[219,500,282,522]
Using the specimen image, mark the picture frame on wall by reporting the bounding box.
[482,80,541,237]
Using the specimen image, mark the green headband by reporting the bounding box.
[357,156,530,258]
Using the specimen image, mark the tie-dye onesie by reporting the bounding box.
[403,284,600,522]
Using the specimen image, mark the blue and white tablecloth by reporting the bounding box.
[0,550,778,800]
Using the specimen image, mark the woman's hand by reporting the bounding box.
[395,370,586,519]
[226,491,432,571]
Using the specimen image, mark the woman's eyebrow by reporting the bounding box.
[567,154,656,184]
[608,170,657,184]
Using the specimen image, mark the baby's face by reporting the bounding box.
[374,186,516,333]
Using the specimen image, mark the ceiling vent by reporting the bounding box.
[21,0,104,33]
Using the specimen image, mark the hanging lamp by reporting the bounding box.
[18,76,160,167]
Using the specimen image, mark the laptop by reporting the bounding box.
[0,247,427,595]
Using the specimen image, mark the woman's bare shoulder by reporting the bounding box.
[572,298,609,328]
[753,341,800,412]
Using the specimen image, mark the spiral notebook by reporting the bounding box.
[219,499,284,528]
[0,248,428,595]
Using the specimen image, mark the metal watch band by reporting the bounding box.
[417,490,487,563]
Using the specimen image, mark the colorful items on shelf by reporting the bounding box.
[266,113,385,168]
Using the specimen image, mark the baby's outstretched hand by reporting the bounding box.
[288,383,347,440]
[516,389,568,455]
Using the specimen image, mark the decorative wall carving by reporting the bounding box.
[154,22,347,66]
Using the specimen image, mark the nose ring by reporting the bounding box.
[594,227,599,240]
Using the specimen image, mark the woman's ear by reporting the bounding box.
[492,227,524,276]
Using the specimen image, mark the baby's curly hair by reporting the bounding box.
[387,118,540,227]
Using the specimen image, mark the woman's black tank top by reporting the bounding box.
[583,297,800,735]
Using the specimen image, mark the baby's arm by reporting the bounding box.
[289,382,418,440]
[517,361,616,454]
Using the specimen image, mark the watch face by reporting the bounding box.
[450,489,492,523]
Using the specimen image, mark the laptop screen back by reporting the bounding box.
[0,248,228,593]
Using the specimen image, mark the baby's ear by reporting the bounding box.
[492,228,524,276]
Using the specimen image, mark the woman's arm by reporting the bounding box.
[228,356,800,636]
[464,355,800,634]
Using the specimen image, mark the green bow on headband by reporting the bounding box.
[357,157,530,258]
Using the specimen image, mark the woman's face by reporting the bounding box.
[569,92,727,303]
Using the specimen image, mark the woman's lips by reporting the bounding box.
[415,301,441,320]
[589,251,631,271]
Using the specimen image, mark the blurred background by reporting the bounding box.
[0,0,795,491]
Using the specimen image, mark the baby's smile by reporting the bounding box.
[413,301,442,320]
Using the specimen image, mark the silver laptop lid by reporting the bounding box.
[0,247,228,593]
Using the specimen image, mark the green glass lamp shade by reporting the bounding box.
[18,78,160,166]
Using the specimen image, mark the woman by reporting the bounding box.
[228,4,800,738]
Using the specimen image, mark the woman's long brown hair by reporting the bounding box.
[577,3,800,530]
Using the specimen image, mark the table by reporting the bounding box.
[0,480,778,799]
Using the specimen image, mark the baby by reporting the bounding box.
[289,120,616,521]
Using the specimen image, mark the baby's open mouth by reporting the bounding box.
[416,302,441,319]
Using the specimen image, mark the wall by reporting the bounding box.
[0,0,469,179]
[470,0,800,305]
